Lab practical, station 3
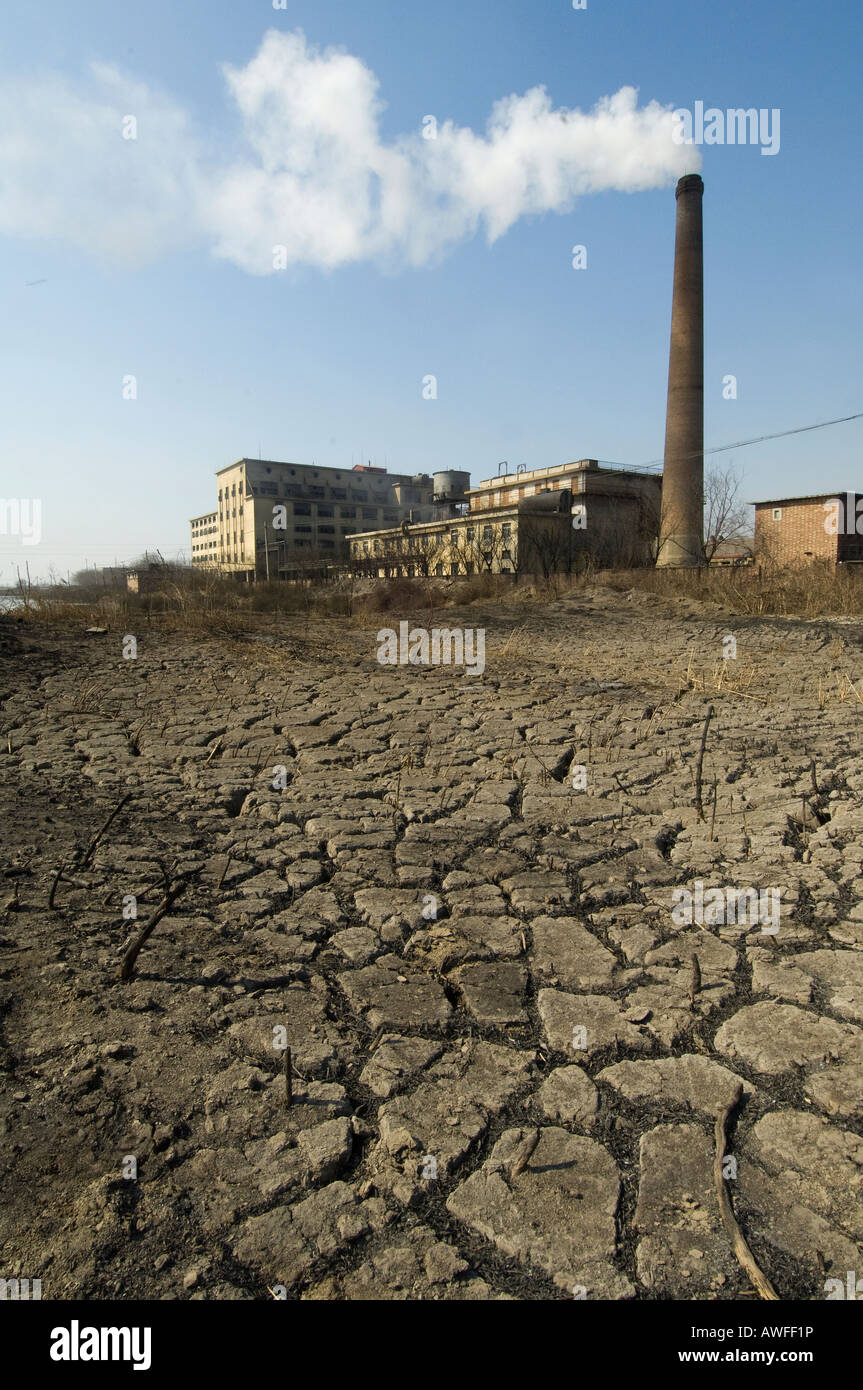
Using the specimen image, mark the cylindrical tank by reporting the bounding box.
[433,470,470,503]
[518,489,573,515]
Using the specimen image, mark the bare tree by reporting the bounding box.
[703,464,750,561]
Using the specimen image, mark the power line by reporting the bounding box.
[599,408,863,473]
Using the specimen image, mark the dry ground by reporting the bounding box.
[1,583,862,1301]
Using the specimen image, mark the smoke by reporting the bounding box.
[0,29,698,274]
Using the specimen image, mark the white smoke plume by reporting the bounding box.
[0,29,698,274]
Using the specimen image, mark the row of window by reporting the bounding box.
[352,522,511,556]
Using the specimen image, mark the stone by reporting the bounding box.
[375,1042,535,1182]
[339,955,451,1031]
[597,1056,755,1116]
[450,962,528,1025]
[634,1124,736,1294]
[531,916,618,990]
[331,927,384,966]
[534,1065,599,1126]
[447,1126,632,1298]
[359,1036,444,1099]
[537,989,653,1059]
[297,1117,353,1184]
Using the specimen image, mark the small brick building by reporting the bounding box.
[753,493,863,566]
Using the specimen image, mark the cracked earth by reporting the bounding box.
[1,583,862,1300]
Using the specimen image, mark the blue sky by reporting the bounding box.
[1,0,860,580]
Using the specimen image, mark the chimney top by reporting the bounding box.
[676,174,704,199]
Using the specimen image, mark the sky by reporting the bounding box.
[1,0,860,581]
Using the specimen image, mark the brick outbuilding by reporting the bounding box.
[752,493,863,566]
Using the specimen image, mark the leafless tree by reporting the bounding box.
[703,463,750,561]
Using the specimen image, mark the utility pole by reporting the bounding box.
[264,521,270,581]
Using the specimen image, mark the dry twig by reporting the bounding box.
[714,1084,779,1300]
[119,878,187,983]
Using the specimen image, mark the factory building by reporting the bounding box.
[189,459,443,580]
[349,461,661,578]
[190,511,218,566]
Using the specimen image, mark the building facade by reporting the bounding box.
[190,460,438,580]
[753,494,863,566]
[349,461,661,578]
[190,512,218,567]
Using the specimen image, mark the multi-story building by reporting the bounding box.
[349,460,662,578]
[190,460,438,580]
[190,512,218,568]
[753,493,863,566]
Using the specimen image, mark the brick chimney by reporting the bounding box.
[657,174,704,567]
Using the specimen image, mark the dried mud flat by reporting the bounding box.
[2,585,863,1302]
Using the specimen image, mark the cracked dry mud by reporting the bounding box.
[2,584,863,1301]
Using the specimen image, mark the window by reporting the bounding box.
[318,525,335,535]
[483,525,493,542]
[339,506,356,519]
[362,507,379,521]
[294,503,311,517]
[466,527,475,542]
[435,563,445,577]
[451,531,458,544]
[331,489,346,500]
[317,505,334,518]
[502,523,512,540]
[772,508,782,520]
[295,524,312,533]
[450,563,459,576]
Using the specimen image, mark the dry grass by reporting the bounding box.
[11,559,863,636]
[600,560,863,618]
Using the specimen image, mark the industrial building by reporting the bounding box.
[190,511,218,565]
[753,493,863,566]
[184,179,711,585]
[348,461,661,578]
[189,459,445,580]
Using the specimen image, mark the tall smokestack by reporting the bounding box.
[657,173,704,567]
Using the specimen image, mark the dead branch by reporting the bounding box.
[714,1084,779,1300]
[119,878,187,983]
[83,793,132,867]
[694,705,715,820]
